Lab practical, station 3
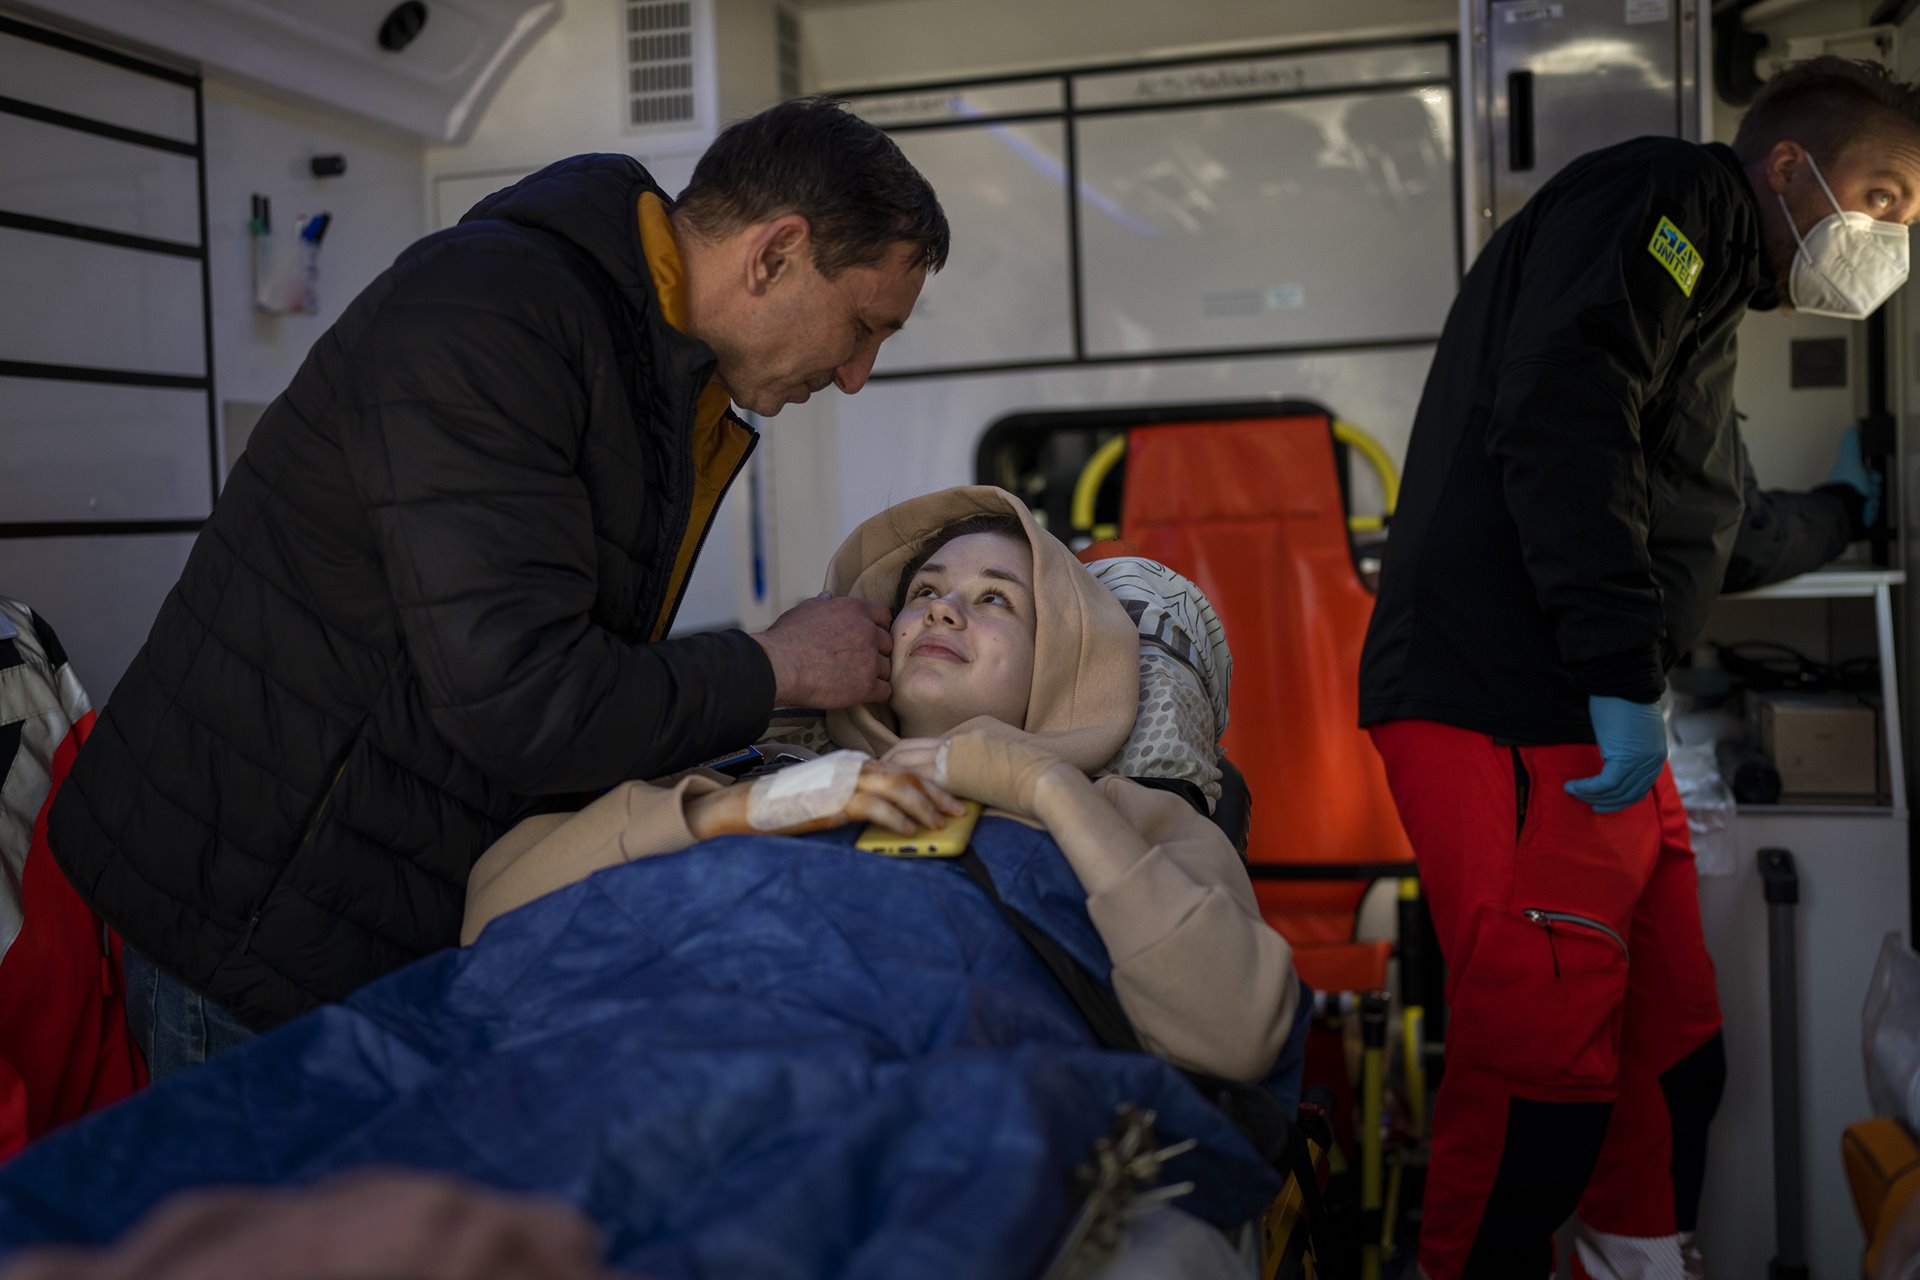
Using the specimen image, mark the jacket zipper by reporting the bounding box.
[1523,908,1629,979]
[243,759,349,955]
[297,760,350,848]
[656,415,758,639]
[660,368,707,624]
[1510,747,1530,843]
[629,369,706,637]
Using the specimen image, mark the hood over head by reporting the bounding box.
[823,487,1139,773]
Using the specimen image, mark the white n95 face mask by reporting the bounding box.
[1780,153,1910,320]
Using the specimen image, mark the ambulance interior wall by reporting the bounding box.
[800,0,1455,90]
[0,6,428,699]
[778,0,1458,590]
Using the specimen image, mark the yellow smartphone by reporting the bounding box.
[855,800,982,858]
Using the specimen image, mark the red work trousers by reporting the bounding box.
[1370,720,1724,1280]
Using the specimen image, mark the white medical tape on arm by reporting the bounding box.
[745,750,866,830]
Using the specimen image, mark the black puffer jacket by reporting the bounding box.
[50,155,774,1029]
[1360,139,1769,743]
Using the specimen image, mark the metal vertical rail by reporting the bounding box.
[1761,848,1808,1280]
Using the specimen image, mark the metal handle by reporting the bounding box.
[1760,848,1808,1280]
[1508,69,1535,172]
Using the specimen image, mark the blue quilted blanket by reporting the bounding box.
[0,818,1300,1278]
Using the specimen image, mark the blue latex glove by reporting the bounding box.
[1828,426,1883,527]
[1564,695,1667,814]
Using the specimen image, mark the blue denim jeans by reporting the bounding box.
[122,945,254,1081]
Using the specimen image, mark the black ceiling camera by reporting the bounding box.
[378,2,429,53]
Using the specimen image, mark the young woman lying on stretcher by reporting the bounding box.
[464,485,1299,1083]
[0,486,1301,1278]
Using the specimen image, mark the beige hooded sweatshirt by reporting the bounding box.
[464,487,1299,1082]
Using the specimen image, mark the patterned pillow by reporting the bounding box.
[1084,558,1234,811]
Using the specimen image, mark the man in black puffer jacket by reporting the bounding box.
[49,99,949,1069]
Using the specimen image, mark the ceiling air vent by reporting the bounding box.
[625,0,696,128]
[776,6,800,100]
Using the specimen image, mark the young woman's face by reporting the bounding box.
[889,532,1036,736]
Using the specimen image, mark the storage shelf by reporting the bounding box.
[1714,566,1908,815]
[1738,803,1901,818]
[1724,568,1905,601]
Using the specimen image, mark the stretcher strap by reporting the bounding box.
[951,848,1297,1171]
[953,847,1145,1054]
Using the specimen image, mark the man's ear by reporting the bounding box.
[1764,139,1804,196]
[746,214,812,296]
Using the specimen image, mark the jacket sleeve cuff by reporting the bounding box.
[1813,482,1870,542]
[718,628,779,743]
[1564,647,1664,703]
[461,775,728,945]
[619,773,727,860]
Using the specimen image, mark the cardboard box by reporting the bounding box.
[1754,692,1881,799]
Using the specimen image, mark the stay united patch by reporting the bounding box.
[1648,215,1703,296]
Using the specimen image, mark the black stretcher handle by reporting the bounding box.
[1508,70,1535,172]
[1760,847,1800,905]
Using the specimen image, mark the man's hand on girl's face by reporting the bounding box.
[752,592,893,709]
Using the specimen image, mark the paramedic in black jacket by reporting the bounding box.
[48,99,949,1072]
[1359,59,1920,1280]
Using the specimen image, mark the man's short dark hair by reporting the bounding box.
[1733,56,1920,165]
[676,96,950,278]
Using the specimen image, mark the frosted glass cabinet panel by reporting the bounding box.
[0,227,205,376]
[0,17,213,704]
[1072,45,1451,109]
[872,122,1076,374]
[0,30,196,144]
[0,379,211,522]
[1075,87,1458,356]
[0,114,200,245]
[842,81,1063,128]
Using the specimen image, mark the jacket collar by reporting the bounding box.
[636,192,694,332]
[1706,141,1778,310]
[462,154,722,383]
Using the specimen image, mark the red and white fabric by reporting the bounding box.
[0,600,144,1156]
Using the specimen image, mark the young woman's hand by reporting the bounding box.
[881,738,945,783]
[884,724,1073,817]
[687,760,964,841]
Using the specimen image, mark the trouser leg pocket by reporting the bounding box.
[1450,903,1630,1091]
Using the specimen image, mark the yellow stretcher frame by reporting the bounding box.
[1068,419,1401,541]
[1065,413,1427,1276]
